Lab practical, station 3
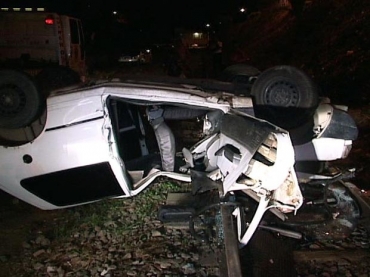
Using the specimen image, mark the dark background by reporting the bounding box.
[0,0,241,40]
[1,0,368,103]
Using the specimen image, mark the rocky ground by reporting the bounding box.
[1,178,370,277]
[294,226,370,277]
[0,181,223,277]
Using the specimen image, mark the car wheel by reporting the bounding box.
[221,64,261,84]
[251,65,319,129]
[0,70,44,129]
[35,66,81,97]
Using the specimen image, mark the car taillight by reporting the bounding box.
[45,17,54,25]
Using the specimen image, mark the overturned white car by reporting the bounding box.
[0,65,360,256]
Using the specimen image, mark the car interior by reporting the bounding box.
[106,95,359,194]
[107,97,212,182]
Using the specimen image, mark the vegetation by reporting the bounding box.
[53,179,187,240]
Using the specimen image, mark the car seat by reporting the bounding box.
[147,106,176,172]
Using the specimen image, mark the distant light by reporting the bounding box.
[113,11,117,15]
[0,7,45,12]
[205,23,210,28]
[193,32,200,38]
[45,17,54,25]
[240,8,246,13]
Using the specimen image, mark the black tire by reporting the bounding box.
[251,65,319,129]
[221,64,260,84]
[0,70,44,129]
[35,66,81,97]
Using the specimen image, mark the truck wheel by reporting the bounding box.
[221,64,260,84]
[251,65,319,129]
[0,70,44,129]
[35,66,81,97]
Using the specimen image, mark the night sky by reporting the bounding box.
[0,0,244,27]
[0,0,248,45]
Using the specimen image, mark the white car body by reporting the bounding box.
[0,75,358,246]
[0,82,241,209]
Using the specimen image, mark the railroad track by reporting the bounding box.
[162,189,370,277]
[161,191,243,276]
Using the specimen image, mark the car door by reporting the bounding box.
[0,89,132,210]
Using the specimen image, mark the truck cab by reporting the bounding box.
[0,8,86,79]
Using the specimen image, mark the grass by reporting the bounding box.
[53,179,187,240]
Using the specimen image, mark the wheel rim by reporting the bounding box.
[0,85,26,118]
[264,80,299,106]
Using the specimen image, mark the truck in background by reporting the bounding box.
[0,8,86,92]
